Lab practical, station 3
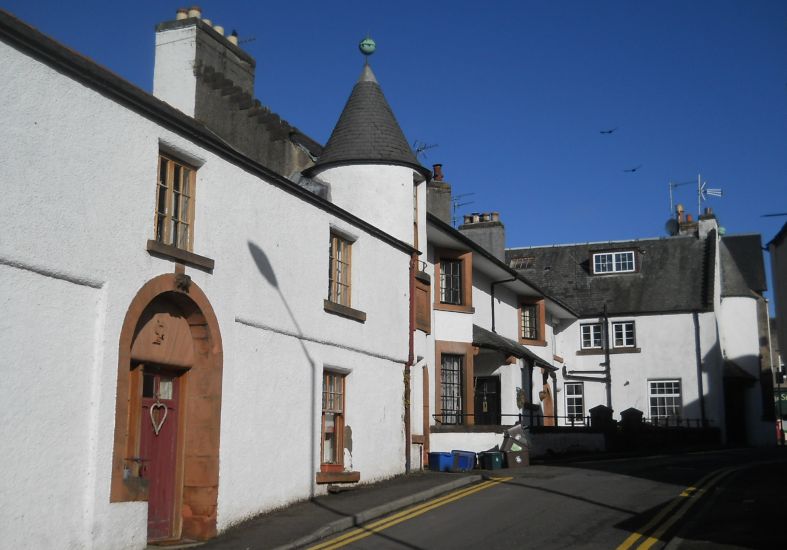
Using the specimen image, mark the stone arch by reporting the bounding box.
[110,274,223,541]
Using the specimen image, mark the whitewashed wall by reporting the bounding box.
[1,37,411,548]
[718,296,771,445]
[555,313,718,425]
[315,165,417,247]
[153,26,198,116]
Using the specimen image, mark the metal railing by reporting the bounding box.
[432,413,712,429]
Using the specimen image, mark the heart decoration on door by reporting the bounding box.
[150,402,168,436]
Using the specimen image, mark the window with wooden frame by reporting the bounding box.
[321,371,345,471]
[581,323,603,349]
[612,321,636,348]
[564,382,585,424]
[648,379,682,420]
[519,298,546,346]
[592,250,636,274]
[433,249,473,313]
[155,154,196,251]
[328,233,352,307]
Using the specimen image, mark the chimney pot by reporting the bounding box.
[203,18,212,26]
[176,8,189,20]
[433,164,443,181]
[213,25,224,36]
[686,214,693,223]
[188,6,202,19]
[704,207,713,216]
[464,215,473,224]
[472,213,480,223]
[491,211,500,222]
[228,30,239,45]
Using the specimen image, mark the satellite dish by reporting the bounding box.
[665,218,679,236]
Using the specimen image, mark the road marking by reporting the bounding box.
[635,467,738,550]
[615,466,734,550]
[308,476,512,550]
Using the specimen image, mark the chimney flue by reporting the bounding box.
[433,164,443,181]
[176,8,188,20]
[188,6,202,19]
[228,30,239,45]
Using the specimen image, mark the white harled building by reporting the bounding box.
[0,7,426,547]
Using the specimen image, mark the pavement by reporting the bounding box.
[189,470,484,550]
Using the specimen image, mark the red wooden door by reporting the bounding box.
[140,369,180,541]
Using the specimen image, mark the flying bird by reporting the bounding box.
[623,165,642,173]
[600,127,618,134]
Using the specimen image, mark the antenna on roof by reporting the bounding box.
[412,140,439,160]
[668,179,694,217]
[697,173,723,215]
[451,193,475,227]
[238,36,256,45]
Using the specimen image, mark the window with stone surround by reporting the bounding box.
[155,154,195,251]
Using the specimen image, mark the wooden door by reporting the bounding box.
[474,377,501,425]
[140,368,181,541]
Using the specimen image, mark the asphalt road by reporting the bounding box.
[308,448,787,550]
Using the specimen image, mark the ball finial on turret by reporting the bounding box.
[359,37,376,56]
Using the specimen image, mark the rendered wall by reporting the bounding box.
[315,164,416,247]
[555,313,719,426]
[1,37,411,547]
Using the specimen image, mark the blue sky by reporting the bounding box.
[4,1,786,295]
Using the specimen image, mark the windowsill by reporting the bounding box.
[146,240,215,272]
[316,471,361,484]
[324,300,367,323]
[434,303,475,314]
[576,347,641,356]
[520,338,547,347]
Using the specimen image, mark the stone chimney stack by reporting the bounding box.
[458,212,506,262]
[698,207,719,239]
[153,7,255,117]
[426,163,452,224]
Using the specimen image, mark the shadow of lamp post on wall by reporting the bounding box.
[248,241,318,495]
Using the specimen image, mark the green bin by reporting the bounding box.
[479,451,504,470]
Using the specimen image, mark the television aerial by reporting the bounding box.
[412,140,439,160]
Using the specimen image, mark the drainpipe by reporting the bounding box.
[490,278,516,333]
[404,252,416,472]
[692,311,707,426]
[603,304,612,409]
[551,371,558,421]
[528,362,534,425]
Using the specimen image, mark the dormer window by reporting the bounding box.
[592,251,635,274]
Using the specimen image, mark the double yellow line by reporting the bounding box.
[616,465,741,550]
[308,476,512,550]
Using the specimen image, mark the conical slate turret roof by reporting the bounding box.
[306,65,427,176]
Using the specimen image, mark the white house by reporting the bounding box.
[406,169,577,461]
[506,209,774,446]
[0,8,427,548]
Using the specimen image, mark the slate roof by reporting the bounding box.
[305,64,427,177]
[505,236,716,317]
[720,235,767,297]
[473,325,555,369]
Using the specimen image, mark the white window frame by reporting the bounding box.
[612,321,636,348]
[648,379,682,420]
[581,323,603,349]
[564,382,585,425]
[592,251,635,274]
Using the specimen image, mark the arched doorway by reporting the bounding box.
[110,274,223,543]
